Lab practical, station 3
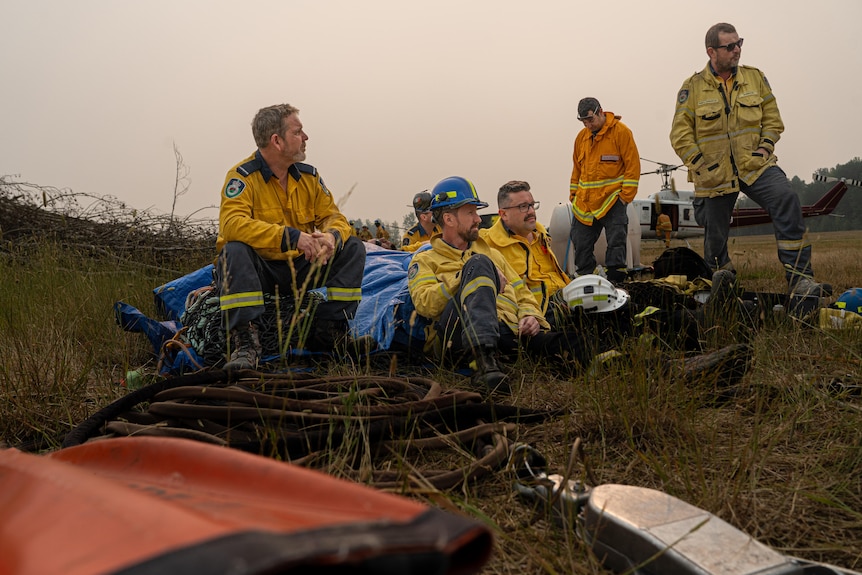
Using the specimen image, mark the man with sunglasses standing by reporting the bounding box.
[670,22,830,298]
[570,97,641,285]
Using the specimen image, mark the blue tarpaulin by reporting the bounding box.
[115,246,430,374]
[352,249,429,351]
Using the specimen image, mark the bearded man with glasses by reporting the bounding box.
[670,22,831,298]
[569,97,641,285]
[480,180,570,322]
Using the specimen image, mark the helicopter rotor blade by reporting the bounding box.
[812,173,862,187]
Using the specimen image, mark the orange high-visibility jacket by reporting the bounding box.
[570,112,640,225]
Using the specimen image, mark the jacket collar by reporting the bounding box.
[253,150,276,182]
[592,111,619,139]
[702,63,748,87]
[254,150,304,183]
[430,234,492,257]
[485,218,548,246]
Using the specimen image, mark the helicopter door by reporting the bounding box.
[669,205,679,230]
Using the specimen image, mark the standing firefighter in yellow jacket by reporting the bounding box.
[216,103,366,369]
[669,22,830,298]
[569,97,640,284]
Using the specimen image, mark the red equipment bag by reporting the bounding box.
[0,436,493,575]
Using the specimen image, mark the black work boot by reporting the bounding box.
[790,276,832,298]
[606,267,628,286]
[470,345,509,396]
[224,322,262,371]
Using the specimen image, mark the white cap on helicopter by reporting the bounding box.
[562,274,630,313]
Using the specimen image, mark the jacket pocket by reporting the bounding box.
[596,154,622,180]
[737,150,769,176]
[255,206,288,225]
[736,95,764,127]
[695,104,724,136]
[692,151,734,190]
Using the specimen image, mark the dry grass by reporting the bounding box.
[1,229,861,573]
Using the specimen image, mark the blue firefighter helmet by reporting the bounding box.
[429,176,488,211]
[834,288,862,315]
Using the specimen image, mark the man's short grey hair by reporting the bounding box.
[577,97,601,119]
[705,23,737,50]
[252,104,299,148]
[498,180,531,207]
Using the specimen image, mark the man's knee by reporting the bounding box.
[216,241,260,285]
[219,241,256,262]
[327,235,366,283]
[462,253,497,280]
[341,235,365,256]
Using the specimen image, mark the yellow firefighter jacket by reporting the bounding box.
[570,112,640,225]
[670,64,782,198]
[375,224,390,240]
[479,219,570,314]
[407,236,549,334]
[401,222,439,253]
[216,153,351,261]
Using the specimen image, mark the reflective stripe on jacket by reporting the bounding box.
[670,64,782,198]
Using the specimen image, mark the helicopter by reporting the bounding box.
[631,159,858,240]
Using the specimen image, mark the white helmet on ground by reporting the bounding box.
[562,274,630,313]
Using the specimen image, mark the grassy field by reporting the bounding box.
[1,230,861,574]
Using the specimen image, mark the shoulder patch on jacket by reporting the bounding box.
[236,158,262,177]
[407,263,419,280]
[677,89,689,104]
[224,178,246,198]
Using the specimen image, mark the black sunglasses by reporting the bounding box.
[714,38,744,52]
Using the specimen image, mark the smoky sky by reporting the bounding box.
[2,0,860,228]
